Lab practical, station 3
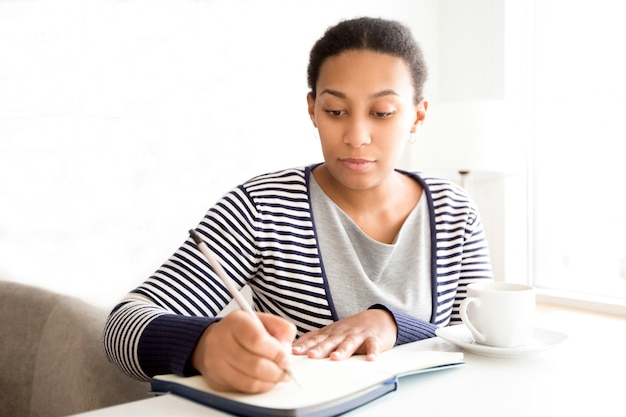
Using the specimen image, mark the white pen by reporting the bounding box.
[189,229,302,388]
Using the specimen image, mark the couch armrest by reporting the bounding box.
[0,281,149,417]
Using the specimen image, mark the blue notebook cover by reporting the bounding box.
[151,350,463,417]
[151,374,397,417]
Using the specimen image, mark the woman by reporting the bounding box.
[104,16,492,394]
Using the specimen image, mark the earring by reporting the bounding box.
[409,121,422,144]
[312,127,320,140]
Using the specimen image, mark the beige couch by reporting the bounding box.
[0,280,150,417]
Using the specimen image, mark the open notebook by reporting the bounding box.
[151,349,463,417]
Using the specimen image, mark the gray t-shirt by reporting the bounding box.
[309,175,432,321]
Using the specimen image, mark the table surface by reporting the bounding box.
[72,306,626,417]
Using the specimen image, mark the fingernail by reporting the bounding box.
[278,355,292,370]
[307,349,319,358]
[330,351,344,360]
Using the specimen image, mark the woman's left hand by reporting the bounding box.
[291,309,397,361]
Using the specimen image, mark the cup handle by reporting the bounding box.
[460,297,486,344]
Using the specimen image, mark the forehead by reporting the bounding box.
[316,50,414,98]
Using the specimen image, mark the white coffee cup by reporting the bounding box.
[460,282,536,348]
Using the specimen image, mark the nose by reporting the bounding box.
[343,116,371,148]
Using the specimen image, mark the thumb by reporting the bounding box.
[256,312,297,345]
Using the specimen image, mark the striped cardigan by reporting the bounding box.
[104,165,492,380]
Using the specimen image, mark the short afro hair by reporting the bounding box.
[307,17,428,103]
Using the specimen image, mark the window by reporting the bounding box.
[530,1,626,312]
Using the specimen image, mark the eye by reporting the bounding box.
[324,109,346,118]
[371,111,395,119]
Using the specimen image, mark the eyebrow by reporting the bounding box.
[318,89,400,99]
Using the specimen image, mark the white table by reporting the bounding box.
[73,307,626,416]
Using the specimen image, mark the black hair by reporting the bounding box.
[307,17,428,103]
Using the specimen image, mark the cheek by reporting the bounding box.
[377,122,411,145]
[376,125,412,162]
[315,128,336,156]
[318,135,342,159]
[316,122,341,145]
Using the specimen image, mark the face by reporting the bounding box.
[307,49,426,191]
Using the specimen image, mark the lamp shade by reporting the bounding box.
[410,99,521,176]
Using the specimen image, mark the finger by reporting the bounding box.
[257,312,297,345]
[215,312,291,387]
[293,328,348,357]
[305,333,361,360]
[196,324,279,393]
[225,333,290,388]
[225,350,289,390]
[361,337,381,361]
[272,348,295,381]
[293,324,361,358]
[230,311,296,377]
[292,330,328,355]
[327,334,369,360]
[215,358,283,393]
[230,311,283,354]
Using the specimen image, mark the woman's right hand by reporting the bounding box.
[191,310,297,393]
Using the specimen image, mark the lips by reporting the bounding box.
[340,158,374,172]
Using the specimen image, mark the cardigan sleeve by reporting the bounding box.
[103,292,225,381]
[421,174,494,327]
[369,304,438,345]
[136,313,219,377]
[103,186,260,381]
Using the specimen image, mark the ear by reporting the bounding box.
[410,99,428,133]
[306,93,317,127]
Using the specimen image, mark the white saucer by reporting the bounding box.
[435,325,568,358]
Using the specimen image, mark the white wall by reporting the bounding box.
[402,0,530,284]
[0,0,443,309]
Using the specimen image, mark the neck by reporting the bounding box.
[312,164,422,243]
[312,164,415,214]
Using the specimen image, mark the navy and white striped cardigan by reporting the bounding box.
[104,165,492,380]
